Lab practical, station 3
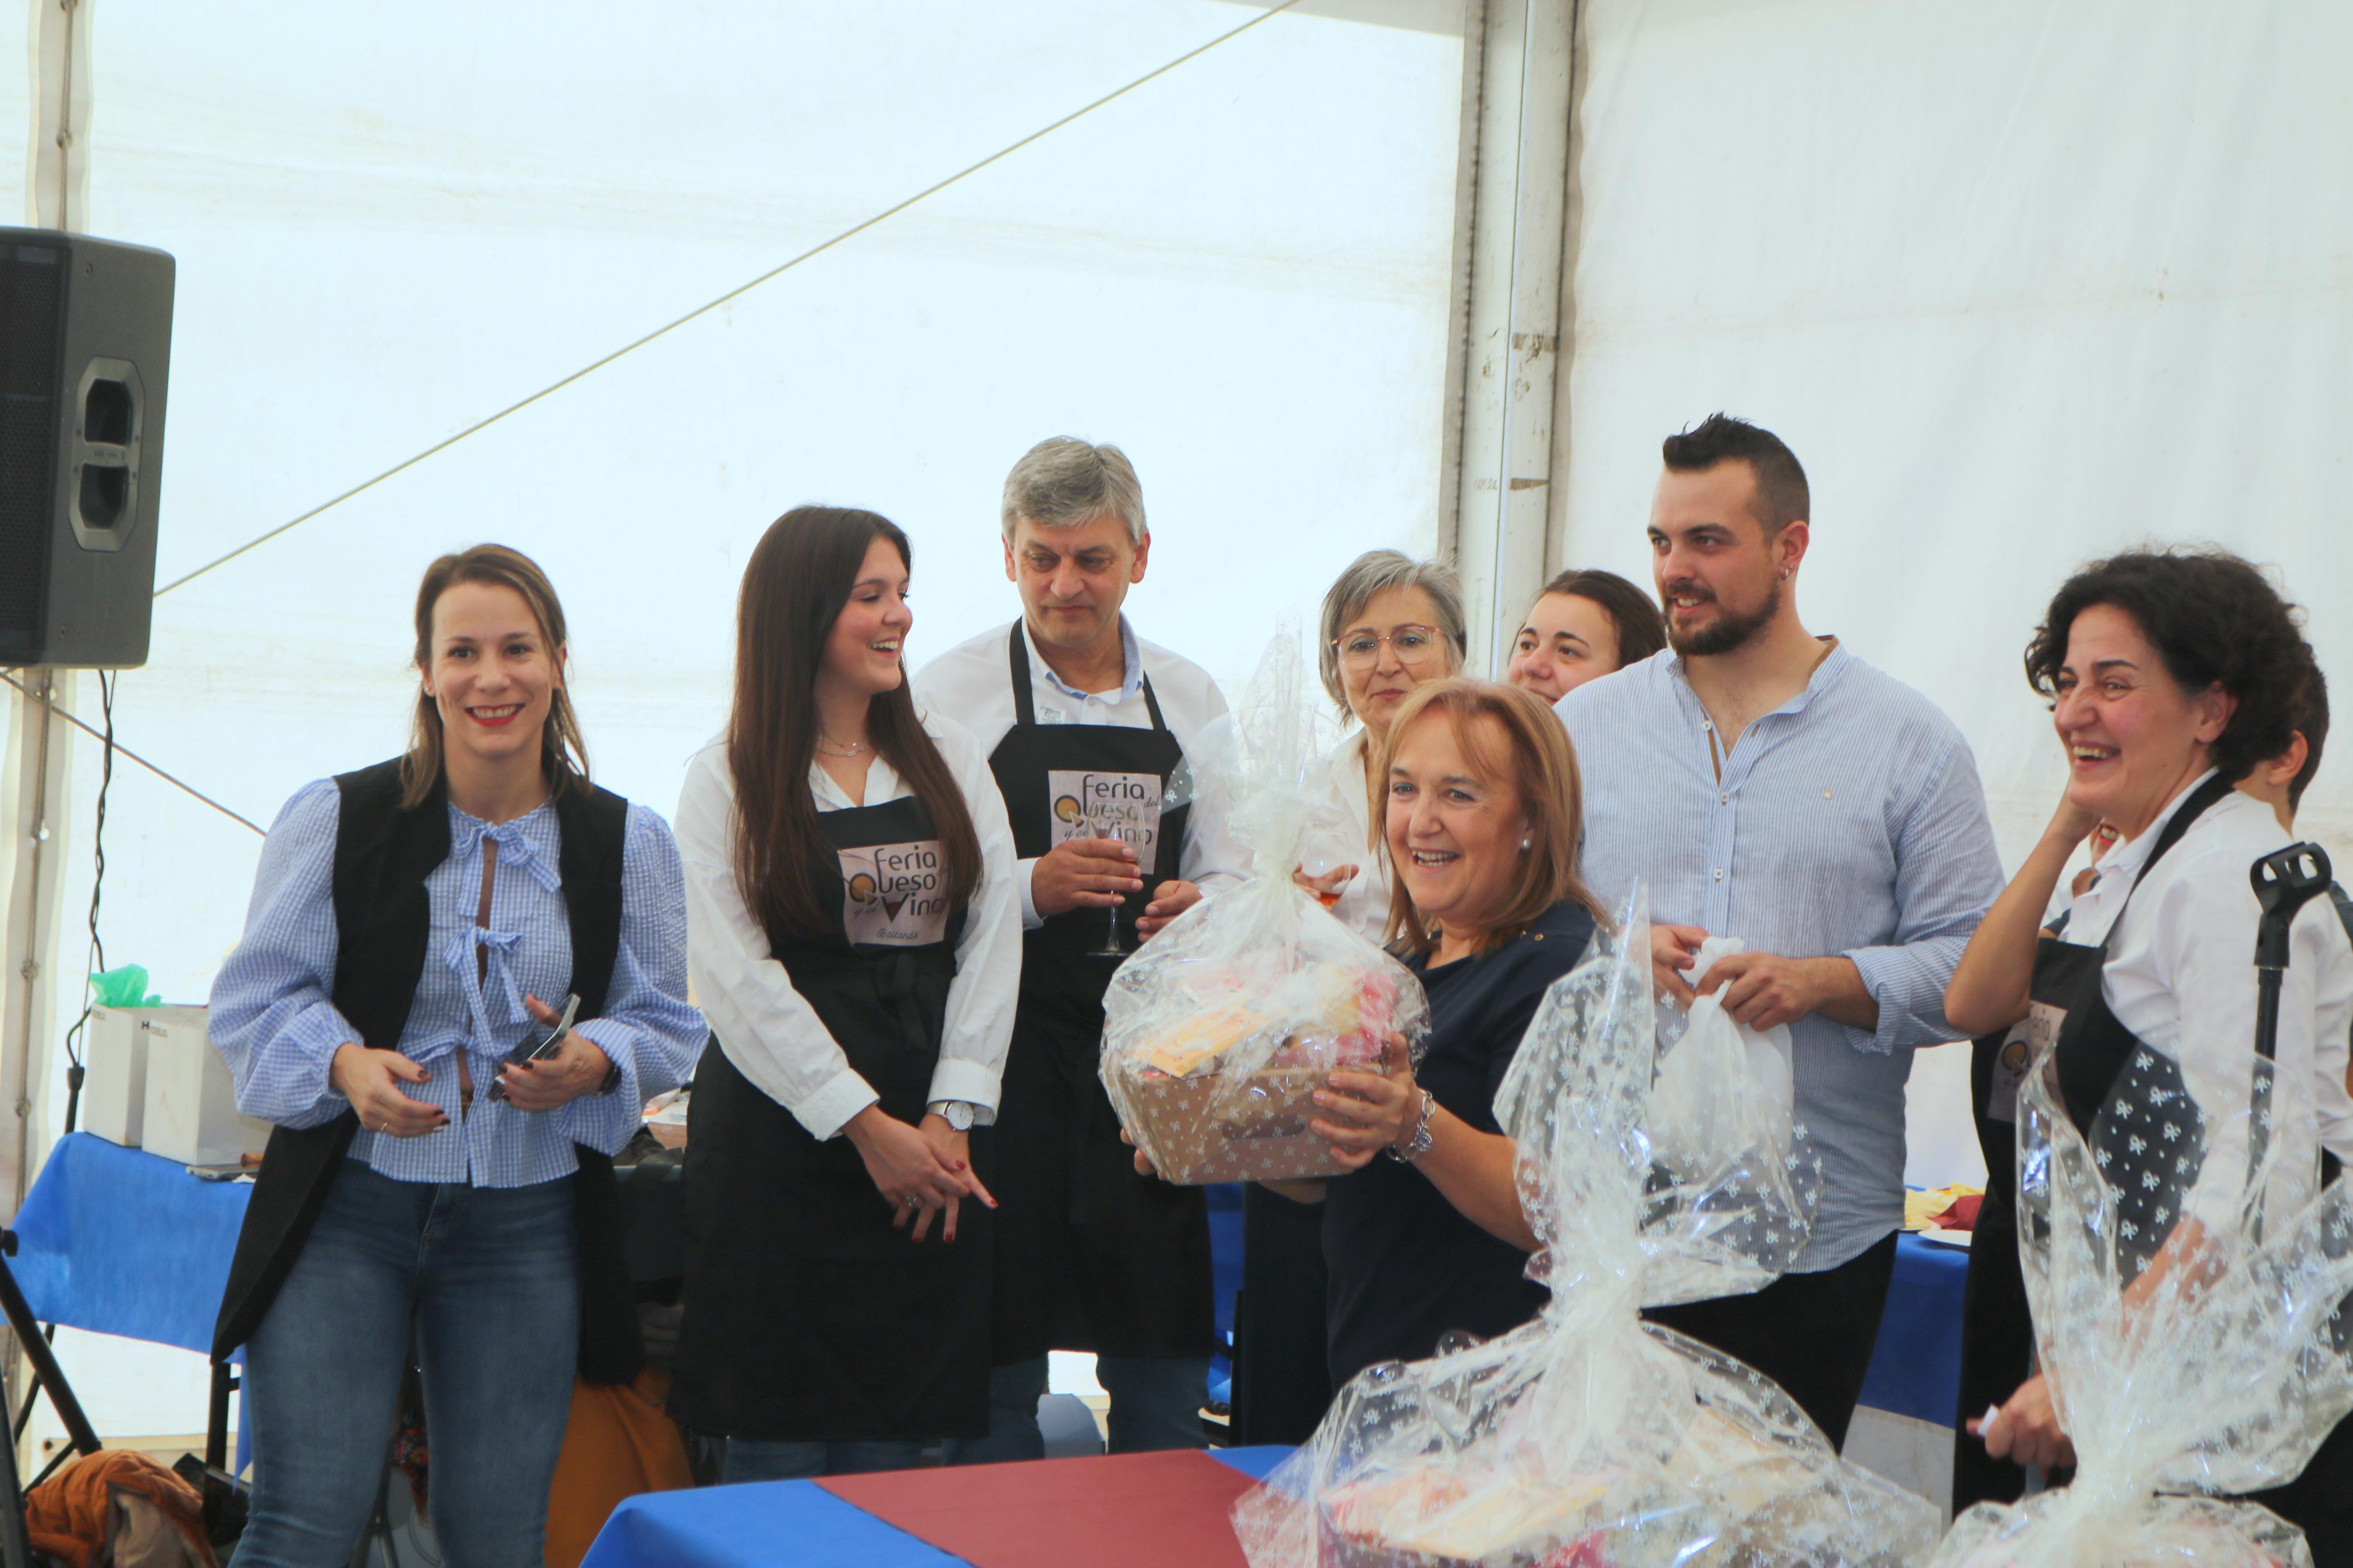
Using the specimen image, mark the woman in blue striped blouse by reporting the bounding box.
[207,545,703,1568]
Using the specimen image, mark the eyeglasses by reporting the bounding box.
[1333,625,1445,671]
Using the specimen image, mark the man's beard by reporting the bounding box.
[1664,577,1780,657]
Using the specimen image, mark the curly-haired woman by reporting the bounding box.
[1944,547,2353,1560]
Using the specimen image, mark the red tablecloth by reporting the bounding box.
[821,1449,1264,1568]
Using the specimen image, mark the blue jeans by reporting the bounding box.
[722,1439,925,1482]
[232,1158,579,1568]
[942,1355,1209,1464]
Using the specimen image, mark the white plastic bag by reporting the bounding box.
[1233,887,1933,1568]
[1099,631,1430,1186]
[1648,937,1795,1184]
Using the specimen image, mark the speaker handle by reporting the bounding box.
[69,355,144,550]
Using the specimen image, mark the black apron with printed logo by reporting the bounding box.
[981,625,1214,1364]
[672,792,991,1442]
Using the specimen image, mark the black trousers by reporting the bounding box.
[1229,1185,1333,1445]
[2245,1412,2353,1568]
[1951,1192,2035,1511]
[1642,1230,1898,1451]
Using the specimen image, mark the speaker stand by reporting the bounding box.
[0,1227,104,1568]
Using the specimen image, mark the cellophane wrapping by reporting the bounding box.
[1233,888,1940,1568]
[1100,632,1430,1186]
[1930,1045,2353,1568]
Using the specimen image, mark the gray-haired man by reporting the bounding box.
[914,437,1247,1460]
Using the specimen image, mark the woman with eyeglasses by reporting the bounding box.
[1295,552,1471,940]
[1230,552,1469,1446]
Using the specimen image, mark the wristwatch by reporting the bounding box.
[1386,1089,1437,1164]
[928,1100,977,1132]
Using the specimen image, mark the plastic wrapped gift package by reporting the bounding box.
[1930,1046,2353,1568]
[1101,631,1430,1186]
[1233,888,1937,1568]
[1103,942,1426,1184]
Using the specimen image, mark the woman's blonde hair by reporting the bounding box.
[1376,678,1600,957]
[401,544,588,808]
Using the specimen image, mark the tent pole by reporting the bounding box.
[0,675,65,1218]
[1433,0,1487,574]
[1445,0,1575,677]
[3,0,93,1481]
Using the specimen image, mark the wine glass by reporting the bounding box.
[1296,805,1360,911]
[1094,758,1197,958]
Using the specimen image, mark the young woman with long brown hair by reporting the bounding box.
[208,545,702,1566]
[670,505,1021,1481]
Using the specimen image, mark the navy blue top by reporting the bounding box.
[1321,899,1598,1386]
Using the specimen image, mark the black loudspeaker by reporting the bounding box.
[0,227,174,670]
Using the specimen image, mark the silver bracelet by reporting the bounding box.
[1386,1089,1436,1164]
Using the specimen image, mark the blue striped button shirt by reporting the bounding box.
[1556,644,2004,1270]
[207,778,706,1188]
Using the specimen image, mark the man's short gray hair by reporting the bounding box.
[1000,437,1148,545]
[1317,550,1468,709]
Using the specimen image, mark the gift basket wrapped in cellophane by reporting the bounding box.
[1232,888,1940,1568]
[1930,1042,2353,1568]
[1100,631,1430,1185]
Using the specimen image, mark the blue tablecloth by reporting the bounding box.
[1854,1232,1969,1426]
[583,1446,1291,1568]
[10,1132,253,1469]
[11,1132,249,1357]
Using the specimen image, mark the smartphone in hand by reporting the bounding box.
[487,992,580,1104]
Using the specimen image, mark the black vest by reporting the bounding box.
[210,758,644,1385]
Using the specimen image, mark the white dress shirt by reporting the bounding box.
[1308,730,1395,945]
[910,616,1250,928]
[2061,772,2353,1226]
[673,712,1021,1142]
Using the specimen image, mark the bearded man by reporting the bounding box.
[1555,413,2003,1449]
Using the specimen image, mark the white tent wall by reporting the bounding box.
[10,1,1470,1452]
[1552,0,2353,1191]
[6,3,31,219]
[17,0,2351,1464]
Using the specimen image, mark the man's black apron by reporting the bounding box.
[982,625,1214,1364]
[672,794,991,1442]
[212,759,643,1385]
[1955,772,2352,1540]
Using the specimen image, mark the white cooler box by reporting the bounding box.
[82,1004,151,1147]
[139,1006,272,1167]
